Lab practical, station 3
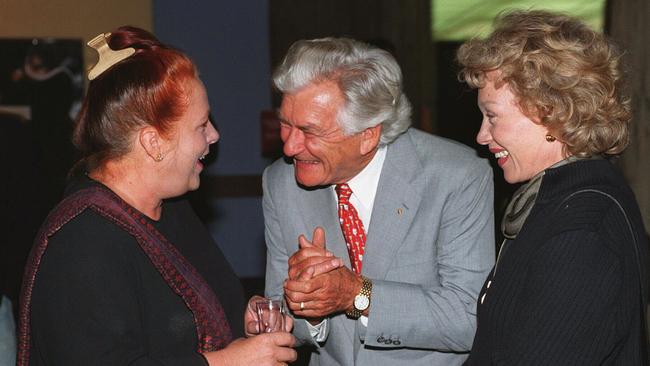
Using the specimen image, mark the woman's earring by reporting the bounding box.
[155,153,164,162]
[545,134,556,142]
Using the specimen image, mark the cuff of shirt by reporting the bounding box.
[358,315,369,341]
[306,318,329,342]
[360,315,368,327]
[306,315,368,342]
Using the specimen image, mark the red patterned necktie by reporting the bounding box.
[335,183,367,274]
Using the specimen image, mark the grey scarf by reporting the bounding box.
[501,156,582,239]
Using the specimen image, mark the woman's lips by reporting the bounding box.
[489,148,510,167]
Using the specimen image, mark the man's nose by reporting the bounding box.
[283,127,305,157]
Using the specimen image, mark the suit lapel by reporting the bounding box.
[362,131,425,280]
[295,185,352,270]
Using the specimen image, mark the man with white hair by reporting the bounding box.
[263,37,494,365]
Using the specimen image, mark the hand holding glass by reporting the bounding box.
[255,299,285,333]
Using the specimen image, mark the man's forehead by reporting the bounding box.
[281,81,343,107]
[279,89,342,128]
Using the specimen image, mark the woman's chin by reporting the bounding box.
[187,179,201,192]
[502,171,521,184]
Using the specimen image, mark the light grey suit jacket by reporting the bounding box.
[263,129,495,366]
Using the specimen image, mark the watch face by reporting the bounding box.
[354,294,370,311]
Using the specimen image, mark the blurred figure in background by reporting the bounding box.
[0,111,39,366]
[0,293,16,366]
[7,39,79,209]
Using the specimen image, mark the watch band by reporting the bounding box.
[346,275,372,319]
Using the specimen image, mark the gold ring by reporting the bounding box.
[300,301,305,310]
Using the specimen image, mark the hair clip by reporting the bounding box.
[86,32,135,81]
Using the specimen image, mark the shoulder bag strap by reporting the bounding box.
[559,189,648,365]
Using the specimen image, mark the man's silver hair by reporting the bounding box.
[273,37,411,146]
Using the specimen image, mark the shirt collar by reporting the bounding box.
[343,146,387,207]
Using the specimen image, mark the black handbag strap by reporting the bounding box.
[560,189,648,364]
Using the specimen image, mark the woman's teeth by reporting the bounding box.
[495,150,509,159]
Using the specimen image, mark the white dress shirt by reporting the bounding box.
[307,146,387,341]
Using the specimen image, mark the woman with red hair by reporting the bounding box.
[18,26,296,366]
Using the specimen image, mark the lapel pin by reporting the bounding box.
[396,208,404,216]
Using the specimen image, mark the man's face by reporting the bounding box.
[278,81,370,187]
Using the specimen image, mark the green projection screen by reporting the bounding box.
[433,0,605,41]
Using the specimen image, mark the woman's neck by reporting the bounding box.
[89,161,163,220]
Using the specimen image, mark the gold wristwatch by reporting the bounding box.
[346,276,372,319]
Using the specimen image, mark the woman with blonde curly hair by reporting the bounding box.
[457,10,649,365]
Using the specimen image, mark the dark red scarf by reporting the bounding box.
[17,185,232,365]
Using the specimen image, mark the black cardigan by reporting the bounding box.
[465,159,649,365]
[29,179,245,365]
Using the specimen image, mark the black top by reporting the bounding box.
[30,178,245,365]
[465,159,649,365]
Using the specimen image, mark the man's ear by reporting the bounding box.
[360,124,382,155]
[139,127,164,162]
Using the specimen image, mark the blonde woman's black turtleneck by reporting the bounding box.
[465,159,649,365]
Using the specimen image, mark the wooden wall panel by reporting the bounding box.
[608,0,650,230]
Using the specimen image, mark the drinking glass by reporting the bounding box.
[255,299,285,333]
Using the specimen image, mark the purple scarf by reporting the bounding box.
[17,185,232,365]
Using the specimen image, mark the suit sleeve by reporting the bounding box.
[364,160,495,351]
[30,213,208,366]
[262,167,322,347]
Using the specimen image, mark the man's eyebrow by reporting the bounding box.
[277,118,320,133]
[300,122,322,133]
